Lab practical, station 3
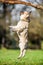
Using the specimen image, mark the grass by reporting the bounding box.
[0,49,43,65]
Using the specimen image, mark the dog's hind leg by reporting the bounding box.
[18,49,26,58]
[18,48,24,59]
[18,42,26,59]
[22,49,26,57]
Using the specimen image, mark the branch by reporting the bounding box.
[0,0,43,10]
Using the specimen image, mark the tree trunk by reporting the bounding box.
[3,3,7,17]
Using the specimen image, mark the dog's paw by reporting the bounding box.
[17,56,21,59]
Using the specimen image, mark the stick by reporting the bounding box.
[0,0,43,10]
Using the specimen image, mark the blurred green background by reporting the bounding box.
[0,0,43,49]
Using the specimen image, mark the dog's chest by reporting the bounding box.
[17,21,29,39]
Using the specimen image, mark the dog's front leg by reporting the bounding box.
[9,26,17,32]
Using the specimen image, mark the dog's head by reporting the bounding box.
[20,11,31,22]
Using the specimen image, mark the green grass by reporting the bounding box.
[0,49,43,65]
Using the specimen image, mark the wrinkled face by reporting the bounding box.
[20,11,31,21]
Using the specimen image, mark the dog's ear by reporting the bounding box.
[20,11,24,15]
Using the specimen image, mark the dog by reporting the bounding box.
[9,11,31,58]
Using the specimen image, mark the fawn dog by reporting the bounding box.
[9,11,31,58]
